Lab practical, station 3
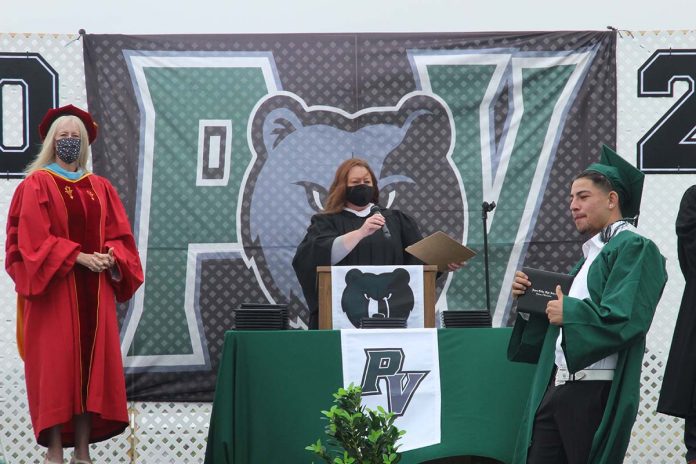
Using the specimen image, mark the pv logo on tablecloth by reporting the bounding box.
[361,348,429,416]
[341,328,440,452]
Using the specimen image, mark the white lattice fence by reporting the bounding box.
[1,336,210,463]
[130,403,211,463]
[617,29,696,464]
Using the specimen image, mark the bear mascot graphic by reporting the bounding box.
[242,92,464,328]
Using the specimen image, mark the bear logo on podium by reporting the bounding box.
[341,268,415,328]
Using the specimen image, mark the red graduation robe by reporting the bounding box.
[5,168,143,446]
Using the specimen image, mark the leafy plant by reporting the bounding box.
[306,384,405,464]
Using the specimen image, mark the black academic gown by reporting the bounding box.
[292,208,423,329]
[658,185,696,417]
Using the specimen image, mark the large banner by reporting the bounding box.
[81,32,615,401]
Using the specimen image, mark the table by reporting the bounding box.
[205,329,535,463]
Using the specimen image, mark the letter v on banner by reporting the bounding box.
[408,47,599,326]
[385,371,429,416]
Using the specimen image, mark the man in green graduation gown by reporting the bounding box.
[508,145,667,464]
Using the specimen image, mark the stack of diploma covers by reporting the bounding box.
[441,310,492,328]
[233,303,289,330]
[360,316,408,329]
[405,231,476,272]
[515,267,574,315]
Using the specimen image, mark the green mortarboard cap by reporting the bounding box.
[585,144,644,220]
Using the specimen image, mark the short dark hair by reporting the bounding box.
[573,170,614,194]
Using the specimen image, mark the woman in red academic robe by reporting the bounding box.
[5,105,143,464]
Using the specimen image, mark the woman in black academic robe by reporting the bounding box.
[658,185,696,462]
[292,158,425,329]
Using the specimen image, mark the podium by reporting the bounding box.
[316,264,439,329]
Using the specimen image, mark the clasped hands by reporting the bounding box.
[77,248,115,273]
[512,270,564,325]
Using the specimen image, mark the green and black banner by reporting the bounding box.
[82,31,615,401]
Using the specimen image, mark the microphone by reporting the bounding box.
[369,205,392,239]
[481,201,496,221]
[482,201,496,213]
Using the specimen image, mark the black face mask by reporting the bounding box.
[345,184,374,207]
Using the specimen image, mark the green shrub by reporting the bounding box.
[306,384,405,464]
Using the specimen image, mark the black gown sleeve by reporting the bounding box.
[292,214,341,328]
[676,185,696,278]
[393,210,424,265]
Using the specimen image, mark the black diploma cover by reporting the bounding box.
[516,267,575,315]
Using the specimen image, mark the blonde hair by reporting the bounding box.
[25,115,91,174]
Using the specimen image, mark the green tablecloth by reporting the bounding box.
[205,329,535,463]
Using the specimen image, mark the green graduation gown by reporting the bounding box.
[507,229,667,464]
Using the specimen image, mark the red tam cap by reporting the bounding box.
[38,104,98,144]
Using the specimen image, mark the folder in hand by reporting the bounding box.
[405,231,476,272]
[516,267,574,315]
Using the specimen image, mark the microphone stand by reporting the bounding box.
[481,201,496,313]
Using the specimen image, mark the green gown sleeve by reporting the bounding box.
[507,313,550,364]
[507,259,584,364]
[561,232,667,373]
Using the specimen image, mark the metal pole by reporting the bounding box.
[481,201,496,312]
